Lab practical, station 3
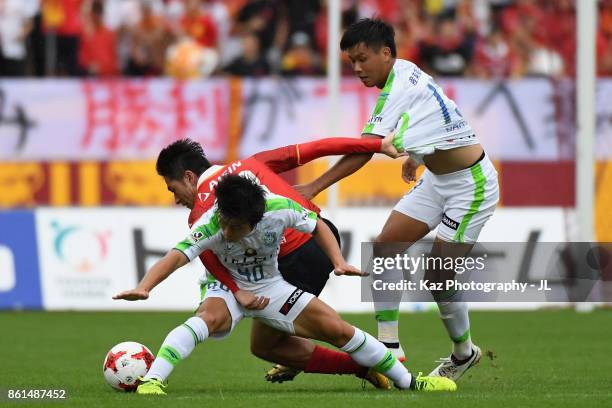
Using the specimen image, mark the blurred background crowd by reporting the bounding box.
[1,0,611,80]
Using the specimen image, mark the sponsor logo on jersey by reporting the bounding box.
[279,288,304,315]
[445,120,468,133]
[263,231,277,246]
[442,213,459,230]
[367,115,383,124]
[198,192,210,202]
[192,231,204,241]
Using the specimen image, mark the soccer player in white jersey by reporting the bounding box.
[114,174,456,395]
[296,18,500,381]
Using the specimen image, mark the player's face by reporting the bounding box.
[219,215,253,242]
[164,172,197,209]
[346,42,393,89]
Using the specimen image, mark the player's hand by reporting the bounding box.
[334,262,368,277]
[401,157,419,183]
[112,288,149,301]
[293,183,318,200]
[235,289,270,310]
[381,131,408,159]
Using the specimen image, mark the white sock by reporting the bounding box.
[374,303,400,344]
[340,327,412,389]
[145,316,209,382]
[437,299,473,360]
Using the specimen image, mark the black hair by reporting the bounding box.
[340,18,396,57]
[156,139,211,180]
[215,174,266,227]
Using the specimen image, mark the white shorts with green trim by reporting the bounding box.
[394,154,499,244]
[199,278,315,338]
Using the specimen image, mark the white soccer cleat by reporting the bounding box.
[428,345,481,381]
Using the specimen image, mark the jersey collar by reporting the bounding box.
[197,165,224,189]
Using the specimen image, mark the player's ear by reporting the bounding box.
[184,170,198,185]
[381,46,392,62]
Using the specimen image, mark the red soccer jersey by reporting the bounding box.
[188,137,382,292]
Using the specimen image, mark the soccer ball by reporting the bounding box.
[102,341,155,391]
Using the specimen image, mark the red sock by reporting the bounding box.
[304,345,368,376]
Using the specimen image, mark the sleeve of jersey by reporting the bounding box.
[251,138,382,173]
[362,78,410,137]
[199,251,240,293]
[174,213,219,262]
[267,197,318,234]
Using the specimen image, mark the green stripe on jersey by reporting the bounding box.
[362,70,396,134]
[453,163,487,243]
[265,198,317,220]
[393,112,410,152]
[175,213,220,252]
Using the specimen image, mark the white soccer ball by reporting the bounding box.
[102,341,155,392]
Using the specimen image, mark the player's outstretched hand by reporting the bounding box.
[293,183,318,200]
[235,289,270,310]
[112,288,149,301]
[334,262,368,277]
[381,131,408,159]
[402,156,419,183]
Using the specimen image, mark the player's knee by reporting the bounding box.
[196,310,225,334]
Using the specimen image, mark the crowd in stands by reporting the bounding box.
[1,0,611,79]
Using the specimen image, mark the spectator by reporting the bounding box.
[224,31,269,76]
[280,31,322,76]
[42,0,83,75]
[180,0,218,49]
[471,26,520,78]
[78,0,119,76]
[0,0,38,76]
[419,13,476,77]
[125,1,169,76]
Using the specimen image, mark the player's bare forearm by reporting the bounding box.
[312,219,365,276]
[136,249,188,292]
[310,152,374,196]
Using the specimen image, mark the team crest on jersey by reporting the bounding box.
[191,231,204,241]
[263,231,277,246]
[245,248,257,257]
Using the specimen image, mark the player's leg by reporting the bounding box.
[373,172,442,361]
[426,153,499,380]
[138,283,241,395]
[291,296,456,391]
[260,218,367,384]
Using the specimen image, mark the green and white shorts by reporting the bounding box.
[394,153,499,244]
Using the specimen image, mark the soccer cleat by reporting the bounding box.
[136,378,167,395]
[428,345,482,381]
[358,369,392,390]
[265,364,302,383]
[412,373,457,392]
[382,342,406,363]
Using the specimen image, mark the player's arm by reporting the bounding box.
[252,132,403,174]
[113,249,188,301]
[277,197,364,276]
[294,134,379,200]
[311,219,366,277]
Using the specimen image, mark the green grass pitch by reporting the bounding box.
[1,310,610,407]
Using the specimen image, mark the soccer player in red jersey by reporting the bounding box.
[114,134,403,390]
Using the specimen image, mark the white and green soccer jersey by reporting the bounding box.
[175,194,318,291]
[363,59,478,163]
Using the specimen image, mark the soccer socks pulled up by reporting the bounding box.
[340,327,412,389]
[145,316,209,382]
[304,345,367,376]
[437,298,473,360]
[375,307,400,345]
